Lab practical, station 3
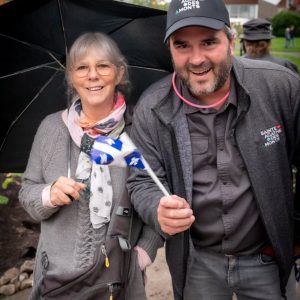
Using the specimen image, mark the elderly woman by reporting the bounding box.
[19,32,163,300]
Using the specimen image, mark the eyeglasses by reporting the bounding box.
[73,61,115,77]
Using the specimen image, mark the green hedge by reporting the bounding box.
[271,11,300,37]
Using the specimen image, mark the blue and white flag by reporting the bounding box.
[91,132,145,169]
[91,132,170,196]
[90,132,170,196]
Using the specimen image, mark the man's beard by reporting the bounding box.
[175,47,232,97]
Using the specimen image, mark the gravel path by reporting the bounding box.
[146,247,174,299]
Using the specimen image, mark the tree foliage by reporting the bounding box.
[117,0,169,10]
[271,11,300,37]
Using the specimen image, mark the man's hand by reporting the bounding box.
[50,176,86,206]
[157,195,195,235]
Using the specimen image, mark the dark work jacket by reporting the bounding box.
[127,57,300,300]
[243,53,299,74]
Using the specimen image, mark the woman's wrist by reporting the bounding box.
[42,183,57,208]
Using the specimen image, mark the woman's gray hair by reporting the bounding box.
[66,32,130,101]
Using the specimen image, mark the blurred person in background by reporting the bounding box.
[290,25,296,48]
[285,26,291,48]
[241,18,298,74]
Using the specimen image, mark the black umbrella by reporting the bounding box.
[0,0,172,173]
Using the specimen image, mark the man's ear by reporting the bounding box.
[230,38,235,56]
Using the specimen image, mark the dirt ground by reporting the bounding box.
[0,176,173,299]
[0,177,39,276]
[146,248,174,299]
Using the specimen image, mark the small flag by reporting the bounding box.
[90,133,170,197]
[91,133,145,169]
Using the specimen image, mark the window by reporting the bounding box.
[226,5,258,19]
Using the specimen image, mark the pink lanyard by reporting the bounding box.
[172,72,230,109]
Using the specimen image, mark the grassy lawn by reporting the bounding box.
[234,37,300,71]
[270,37,300,52]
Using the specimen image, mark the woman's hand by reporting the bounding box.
[135,246,152,285]
[50,176,86,206]
[135,246,152,271]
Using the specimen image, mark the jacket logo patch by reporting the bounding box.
[260,124,282,147]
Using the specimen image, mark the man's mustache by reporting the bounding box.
[187,62,213,73]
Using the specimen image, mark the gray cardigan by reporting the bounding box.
[127,57,300,299]
[19,112,163,299]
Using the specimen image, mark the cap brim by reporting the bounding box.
[164,17,226,42]
[240,33,275,40]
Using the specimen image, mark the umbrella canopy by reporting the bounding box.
[0,0,172,173]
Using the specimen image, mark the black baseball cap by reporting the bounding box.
[164,0,230,42]
[240,18,275,40]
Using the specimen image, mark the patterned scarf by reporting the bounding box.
[62,93,126,229]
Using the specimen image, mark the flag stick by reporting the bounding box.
[121,133,170,197]
[141,157,170,197]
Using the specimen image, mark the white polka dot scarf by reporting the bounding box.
[62,94,126,228]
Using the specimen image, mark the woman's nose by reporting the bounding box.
[87,66,99,79]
